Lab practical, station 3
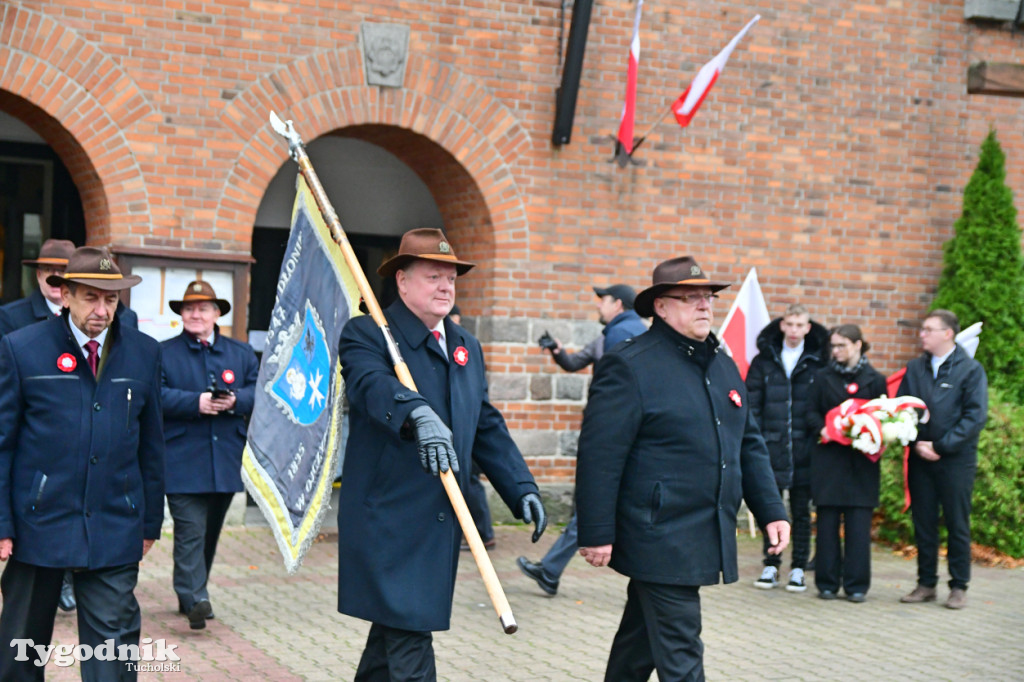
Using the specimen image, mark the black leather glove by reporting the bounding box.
[407,405,459,476]
[518,492,547,542]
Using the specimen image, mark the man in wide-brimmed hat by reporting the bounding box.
[0,246,165,679]
[337,227,546,679]
[575,255,789,681]
[160,281,258,630]
[0,238,138,338]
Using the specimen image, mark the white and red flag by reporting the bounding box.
[616,0,644,155]
[718,267,770,380]
[672,14,760,128]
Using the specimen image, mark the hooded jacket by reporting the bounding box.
[745,318,829,488]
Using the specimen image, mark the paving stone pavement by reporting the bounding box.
[32,522,1024,681]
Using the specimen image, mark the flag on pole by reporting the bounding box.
[718,267,770,380]
[616,0,644,157]
[672,14,760,128]
[242,174,362,573]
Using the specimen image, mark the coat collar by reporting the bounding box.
[30,289,56,321]
[182,325,222,352]
[387,299,469,363]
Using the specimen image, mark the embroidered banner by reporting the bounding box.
[242,174,361,573]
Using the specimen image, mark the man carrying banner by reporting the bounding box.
[161,281,259,630]
[337,228,546,680]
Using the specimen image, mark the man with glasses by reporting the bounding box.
[897,309,987,609]
[576,256,789,681]
[160,281,259,630]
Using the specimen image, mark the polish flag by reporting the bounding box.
[718,267,770,380]
[616,0,644,154]
[672,15,760,127]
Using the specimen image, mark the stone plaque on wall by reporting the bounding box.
[360,23,410,88]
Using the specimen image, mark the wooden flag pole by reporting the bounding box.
[269,112,519,635]
[630,105,676,155]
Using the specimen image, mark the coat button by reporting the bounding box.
[385,412,392,422]
[85,511,91,518]
[90,456,98,464]
[212,435,218,441]
[93,402,101,411]
[715,418,721,426]
[437,512,446,522]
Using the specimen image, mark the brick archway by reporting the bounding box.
[217,48,532,312]
[0,5,154,244]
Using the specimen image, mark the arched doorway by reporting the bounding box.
[0,104,87,303]
[249,124,494,347]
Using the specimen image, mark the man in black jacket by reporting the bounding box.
[897,309,987,610]
[746,304,828,593]
[576,256,789,681]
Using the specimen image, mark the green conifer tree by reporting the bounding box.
[933,130,1024,402]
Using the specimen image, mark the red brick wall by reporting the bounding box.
[2,1,1023,482]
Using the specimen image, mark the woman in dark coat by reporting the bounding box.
[807,324,887,602]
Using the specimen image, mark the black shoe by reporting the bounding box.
[846,592,867,603]
[817,590,838,600]
[180,602,215,619]
[187,599,212,630]
[806,557,816,572]
[461,538,497,552]
[516,556,558,596]
[58,576,76,612]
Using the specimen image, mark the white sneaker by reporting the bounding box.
[786,568,807,593]
[754,566,779,589]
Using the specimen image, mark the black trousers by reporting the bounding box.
[354,623,436,682]
[463,463,494,543]
[604,580,704,682]
[814,506,873,596]
[762,484,812,570]
[167,492,233,611]
[908,459,976,590]
[0,559,141,682]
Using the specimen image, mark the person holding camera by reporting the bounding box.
[160,281,259,629]
[518,283,647,596]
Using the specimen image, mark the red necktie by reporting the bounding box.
[84,340,99,376]
[431,331,441,343]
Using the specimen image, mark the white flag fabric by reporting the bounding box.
[672,15,760,127]
[955,321,983,358]
[718,267,770,380]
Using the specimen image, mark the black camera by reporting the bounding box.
[537,331,558,351]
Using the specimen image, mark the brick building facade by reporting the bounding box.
[1,0,1022,482]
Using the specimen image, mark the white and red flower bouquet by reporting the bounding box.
[821,396,929,462]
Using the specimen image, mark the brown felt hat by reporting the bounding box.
[22,239,76,268]
[169,280,231,316]
[634,256,732,317]
[46,246,141,291]
[376,228,475,278]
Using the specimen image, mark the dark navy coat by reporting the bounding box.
[337,299,539,632]
[0,314,164,569]
[0,289,137,337]
[576,318,787,586]
[160,329,259,494]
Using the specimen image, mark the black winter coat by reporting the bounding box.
[575,318,787,586]
[745,318,829,488]
[807,361,888,508]
[896,345,987,465]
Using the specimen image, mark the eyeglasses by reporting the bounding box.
[920,326,949,334]
[660,293,718,306]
